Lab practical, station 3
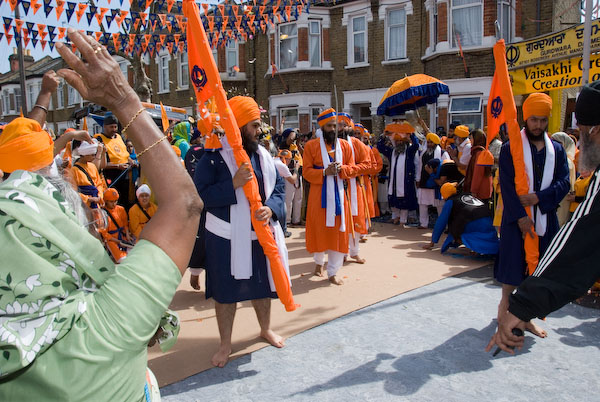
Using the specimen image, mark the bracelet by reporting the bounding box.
[121,107,145,136]
[137,135,167,159]
[34,104,48,113]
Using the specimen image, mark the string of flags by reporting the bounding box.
[1,0,321,57]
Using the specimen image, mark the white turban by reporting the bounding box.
[136,184,151,197]
[73,140,98,157]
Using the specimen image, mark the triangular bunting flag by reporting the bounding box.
[9,0,18,12]
[86,5,97,25]
[105,14,115,29]
[14,19,24,34]
[40,39,46,49]
[21,1,31,16]
[58,26,66,40]
[65,2,76,21]
[55,0,65,19]
[95,7,108,26]
[76,3,87,23]
[31,0,41,15]
[167,0,174,13]
[95,31,102,41]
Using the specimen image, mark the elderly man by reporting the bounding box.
[0,29,201,401]
[194,96,288,368]
[95,114,133,207]
[494,92,570,337]
[487,80,600,354]
[377,122,419,226]
[303,108,356,284]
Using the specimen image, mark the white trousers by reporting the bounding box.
[285,180,302,224]
[313,250,345,278]
[391,207,408,223]
[348,233,360,256]
[418,202,444,228]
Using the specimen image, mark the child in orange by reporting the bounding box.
[71,140,106,209]
[100,188,134,263]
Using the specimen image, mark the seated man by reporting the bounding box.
[423,182,499,255]
[100,188,134,263]
[128,184,158,239]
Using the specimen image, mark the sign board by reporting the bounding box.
[506,19,600,70]
[509,54,600,95]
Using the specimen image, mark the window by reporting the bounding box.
[2,89,10,114]
[433,2,438,46]
[27,82,41,111]
[118,61,129,79]
[311,106,322,131]
[14,88,22,112]
[309,21,321,68]
[212,48,218,69]
[56,82,64,109]
[280,107,299,131]
[226,40,238,76]
[177,52,189,89]
[356,104,373,132]
[451,0,483,48]
[386,9,406,60]
[449,96,482,129]
[351,15,367,64]
[158,54,170,93]
[278,23,298,70]
[67,85,80,105]
[498,0,513,42]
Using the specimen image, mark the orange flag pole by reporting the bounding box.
[183,0,298,311]
[492,39,539,274]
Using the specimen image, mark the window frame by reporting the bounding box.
[279,107,299,131]
[349,14,368,65]
[226,40,239,77]
[56,82,64,110]
[498,0,514,43]
[2,89,10,114]
[177,52,189,89]
[67,84,81,106]
[309,20,322,68]
[449,95,483,130]
[157,54,171,94]
[310,106,322,132]
[277,22,298,70]
[450,0,483,49]
[385,8,407,61]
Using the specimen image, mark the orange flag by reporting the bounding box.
[183,0,298,312]
[159,101,169,133]
[82,116,88,131]
[492,39,539,274]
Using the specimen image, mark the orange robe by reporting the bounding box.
[128,202,158,239]
[100,204,129,261]
[303,138,357,254]
[370,148,383,217]
[71,161,106,207]
[348,137,372,235]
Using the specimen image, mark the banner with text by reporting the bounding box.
[506,18,600,70]
[509,54,600,95]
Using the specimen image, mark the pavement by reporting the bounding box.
[160,265,600,401]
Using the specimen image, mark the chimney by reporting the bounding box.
[9,48,35,72]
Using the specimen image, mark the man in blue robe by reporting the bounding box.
[494,93,570,337]
[377,123,419,225]
[194,96,287,368]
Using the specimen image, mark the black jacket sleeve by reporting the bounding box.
[509,168,600,321]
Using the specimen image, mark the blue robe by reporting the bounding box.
[195,149,286,303]
[377,134,419,210]
[432,199,499,255]
[494,139,570,286]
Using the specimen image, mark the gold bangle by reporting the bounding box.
[121,107,146,136]
[137,135,167,159]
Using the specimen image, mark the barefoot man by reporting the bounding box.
[194,96,287,367]
[303,109,356,285]
[494,93,570,337]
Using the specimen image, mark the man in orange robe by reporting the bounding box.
[338,113,371,257]
[303,109,357,285]
[100,188,133,263]
[356,124,383,220]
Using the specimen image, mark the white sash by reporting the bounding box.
[347,137,359,216]
[521,129,555,237]
[319,135,346,232]
[388,149,406,197]
[217,137,290,288]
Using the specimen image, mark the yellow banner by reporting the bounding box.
[506,19,600,69]
[510,54,600,95]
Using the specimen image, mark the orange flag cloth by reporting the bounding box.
[0,117,54,173]
[492,39,539,274]
[183,0,298,312]
[160,101,169,133]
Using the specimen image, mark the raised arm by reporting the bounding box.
[56,30,202,273]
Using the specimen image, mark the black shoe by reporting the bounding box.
[285,231,292,238]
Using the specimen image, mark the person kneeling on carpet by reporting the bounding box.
[422,182,499,255]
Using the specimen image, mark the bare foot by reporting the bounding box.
[329,275,344,285]
[211,345,232,368]
[525,321,547,338]
[314,264,324,277]
[190,274,200,290]
[349,255,366,264]
[261,329,285,348]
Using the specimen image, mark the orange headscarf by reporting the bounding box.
[104,188,119,201]
[0,117,54,173]
[523,93,552,121]
[228,96,261,128]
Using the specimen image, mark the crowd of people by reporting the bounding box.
[2,29,600,400]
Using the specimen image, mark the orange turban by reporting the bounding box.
[385,122,414,134]
[441,182,458,200]
[0,117,54,173]
[317,108,336,127]
[426,132,441,145]
[337,112,354,128]
[104,188,119,201]
[228,96,261,128]
[454,125,470,138]
[523,93,552,121]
